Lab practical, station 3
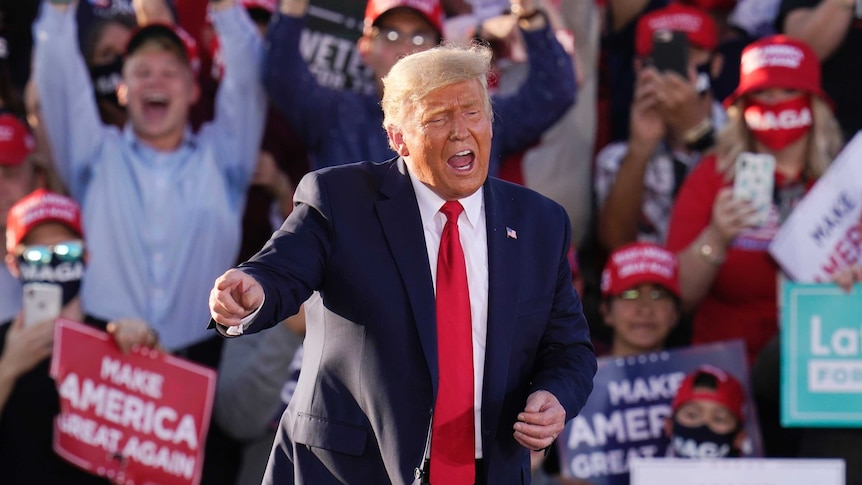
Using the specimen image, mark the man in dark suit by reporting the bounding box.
[209,41,596,485]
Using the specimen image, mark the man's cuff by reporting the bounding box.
[226,296,265,336]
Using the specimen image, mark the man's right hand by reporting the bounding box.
[209,269,264,328]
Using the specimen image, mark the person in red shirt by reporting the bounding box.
[665,34,843,365]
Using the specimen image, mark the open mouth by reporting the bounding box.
[141,93,170,121]
[448,150,474,171]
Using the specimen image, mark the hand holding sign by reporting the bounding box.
[50,319,216,485]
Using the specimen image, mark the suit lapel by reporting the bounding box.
[482,179,520,439]
[375,158,439,387]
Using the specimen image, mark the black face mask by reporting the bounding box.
[89,55,124,108]
[17,255,84,306]
[671,421,737,458]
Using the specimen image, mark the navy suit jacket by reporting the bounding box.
[223,157,596,484]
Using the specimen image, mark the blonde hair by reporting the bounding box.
[715,96,843,181]
[380,41,493,140]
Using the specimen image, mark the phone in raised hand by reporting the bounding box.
[651,30,689,79]
[22,282,62,327]
[733,152,776,227]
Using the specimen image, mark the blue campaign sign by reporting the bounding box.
[781,281,862,427]
[557,341,762,485]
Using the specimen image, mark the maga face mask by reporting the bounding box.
[89,55,124,108]
[744,95,813,151]
[671,421,737,459]
[16,240,85,306]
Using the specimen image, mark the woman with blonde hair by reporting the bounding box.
[665,35,844,365]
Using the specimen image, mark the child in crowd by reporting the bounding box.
[600,242,681,357]
[667,364,748,459]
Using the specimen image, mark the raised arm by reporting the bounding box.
[596,68,666,251]
[202,1,268,198]
[262,0,344,153]
[32,0,107,197]
[781,0,855,60]
[490,4,576,166]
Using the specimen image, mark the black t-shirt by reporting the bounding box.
[777,0,862,140]
[0,319,109,484]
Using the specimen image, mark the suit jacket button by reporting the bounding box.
[414,467,422,479]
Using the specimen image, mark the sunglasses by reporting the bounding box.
[16,240,85,265]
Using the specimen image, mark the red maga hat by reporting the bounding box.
[672,365,746,423]
[364,0,444,37]
[6,189,84,252]
[601,242,680,299]
[240,0,276,13]
[723,35,827,108]
[0,114,35,167]
[678,0,737,12]
[635,3,718,57]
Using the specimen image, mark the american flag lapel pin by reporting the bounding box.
[506,227,517,239]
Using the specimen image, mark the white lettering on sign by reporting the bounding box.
[58,373,199,449]
[810,316,861,356]
[567,404,671,448]
[606,372,686,406]
[100,356,164,399]
[122,436,196,479]
[56,413,124,453]
[568,445,659,479]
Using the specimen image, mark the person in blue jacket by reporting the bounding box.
[264,0,576,175]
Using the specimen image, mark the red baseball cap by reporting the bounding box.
[723,35,827,108]
[634,3,718,57]
[678,0,737,12]
[240,0,276,13]
[0,114,35,167]
[364,0,444,37]
[125,23,201,75]
[601,242,680,298]
[672,365,746,423]
[6,189,84,252]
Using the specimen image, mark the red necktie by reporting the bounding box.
[430,201,475,485]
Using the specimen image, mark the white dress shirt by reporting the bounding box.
[408,168,489,459]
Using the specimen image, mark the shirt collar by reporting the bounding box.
[405,160,484,229]
[123,124,198,151]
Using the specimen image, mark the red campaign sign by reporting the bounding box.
[49,319,217,485]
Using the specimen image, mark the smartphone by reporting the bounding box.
[733,152,776,227]
[652,30,689,78]
[22,282,62,327]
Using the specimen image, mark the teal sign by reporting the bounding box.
[781,281,862,427]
